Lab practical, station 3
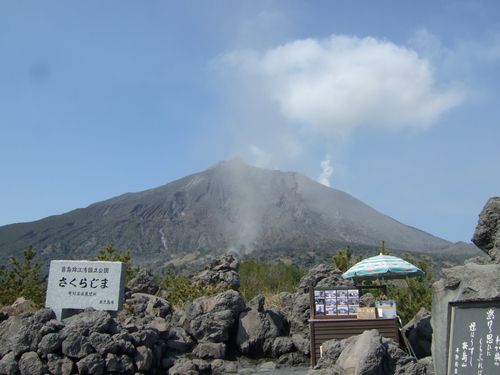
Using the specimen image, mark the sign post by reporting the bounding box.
[45,260,125,320]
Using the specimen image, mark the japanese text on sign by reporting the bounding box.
[447,301,500,375]
[45,260,125,313]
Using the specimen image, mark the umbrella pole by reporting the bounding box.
[406,276,411,306]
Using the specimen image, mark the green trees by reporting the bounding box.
[386,254,433,324]
[0,246,45,307]
[95,243,139,282]
[332,246,362,273]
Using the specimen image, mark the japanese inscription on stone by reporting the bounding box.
[447,300,500,375]
[45,260,125,312]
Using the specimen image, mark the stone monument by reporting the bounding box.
[431,197,500,375]
[45,260,125,319]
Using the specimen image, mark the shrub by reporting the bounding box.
[332,246,362,273]
[158,272,225,307]
[239,260,304,301]
[0,246,45,307]
[95,243,139,282]
[386,254,433,324]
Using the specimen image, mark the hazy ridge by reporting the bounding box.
[0,159,479,269]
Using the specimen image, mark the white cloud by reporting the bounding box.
[409,28,500,80]
[318,156,333,187]
[249,145,274,168]
[217,34,464,135]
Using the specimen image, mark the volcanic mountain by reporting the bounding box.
[0,159,478,269]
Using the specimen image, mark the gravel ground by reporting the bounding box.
[237,364,310,374]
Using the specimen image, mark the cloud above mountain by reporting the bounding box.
[217,34,464,135]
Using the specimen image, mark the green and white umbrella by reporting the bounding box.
[341,254,424,280]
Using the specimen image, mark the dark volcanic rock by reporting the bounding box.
[472,196,500,262]
[131,328,159,347]
[33,308,56,324]
[62,310,115,337]
[0,312,8,323]
[46,354,74,375]
[127,269,159,295]
[270,336,295,358]
[403,307,432,359]
[61,332,94,359]
[312,338,346,370]
[297,263,342,292]
[236,307,288,356]
[189,310,236,342]
[38,332,63,356]
[39,319,65,336]
[18,352,46,375]
[192,342,226,359]
[0,352,18,375]
[76,353,105,375]
[248,294,265,313]
[88,332,116,355]
[134,345,153,372]
[210,359,238,375]
[105,353,134,374]
[310,330,418,375]
[184,290,246,343]
[0,314,42,357]
[192,254,240,290]
[165,326,194,353]
[168,357,211,375]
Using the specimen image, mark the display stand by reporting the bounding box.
[308,286,403,366]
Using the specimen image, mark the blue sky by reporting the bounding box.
[1,0,499,243]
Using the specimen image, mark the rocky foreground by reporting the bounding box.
[0,254,433,375]
[1,196,499,375]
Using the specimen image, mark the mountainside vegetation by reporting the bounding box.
[0,244,433,326]
[0,246,45,307]
[239,259,304,301]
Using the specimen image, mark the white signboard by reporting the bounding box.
[46,260,125,318]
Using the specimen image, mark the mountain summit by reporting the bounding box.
[0,160,472,267]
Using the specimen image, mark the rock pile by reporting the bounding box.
[0,255,310,375]
[308,330,434,375]
[0,250,445,374]
[191,254,240,290]
[432,197,500,375]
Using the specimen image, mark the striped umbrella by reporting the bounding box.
[341,254,424,280]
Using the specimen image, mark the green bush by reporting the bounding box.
[239,260,304,301]
[95,243,139,282]
[158,272,225,307]
[332,246,362,273]
[0,246,45,307]
[386,254,433,324]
